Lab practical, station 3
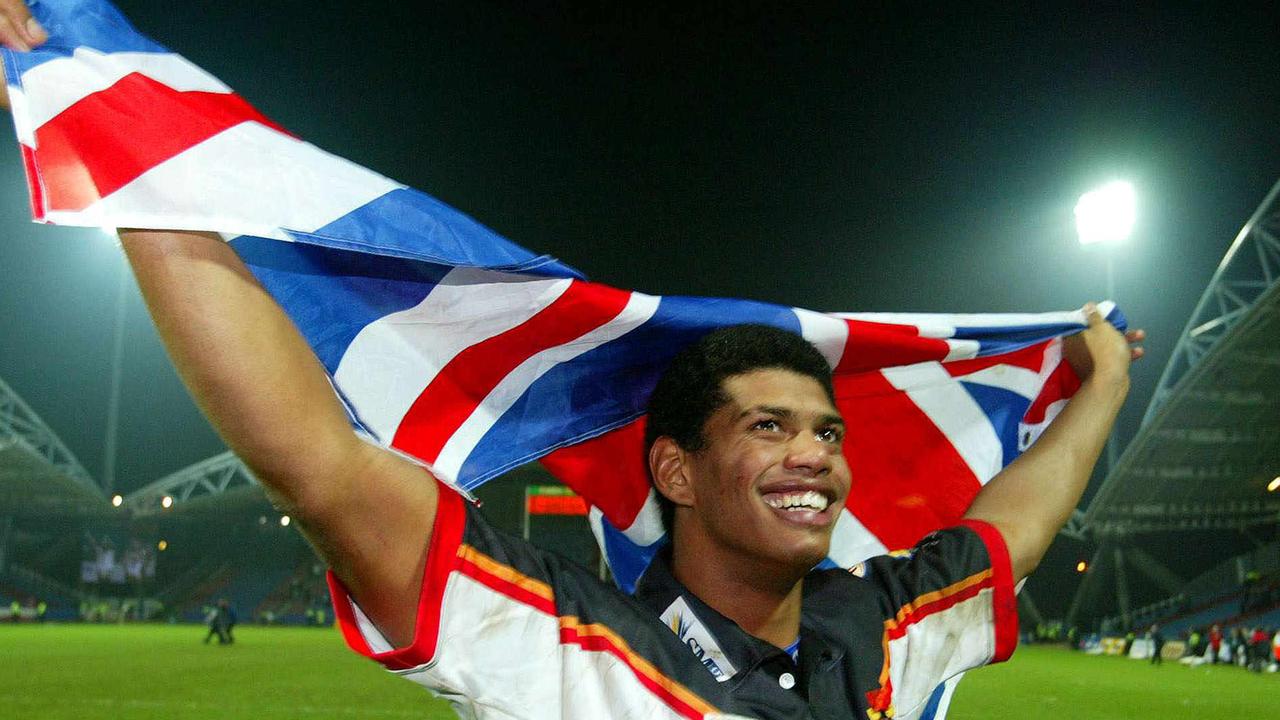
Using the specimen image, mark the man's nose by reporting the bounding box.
[783,432,832,474]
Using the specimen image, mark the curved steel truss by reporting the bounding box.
[0,375,98,497]
[123,451,260,516]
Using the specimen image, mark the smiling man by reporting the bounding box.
[0,2,1145,718]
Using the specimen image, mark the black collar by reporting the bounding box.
[633,548,812,691]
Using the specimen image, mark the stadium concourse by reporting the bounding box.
[1048,179,1280,668]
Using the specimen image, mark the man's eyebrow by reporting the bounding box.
[737,405,794,420]
[736,406,845,427]
[817,413,846,428]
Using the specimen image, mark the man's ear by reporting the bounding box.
[649,436,694,508]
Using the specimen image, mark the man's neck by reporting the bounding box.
[670,534,806,650]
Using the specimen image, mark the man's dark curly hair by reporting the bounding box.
[644,324,836,530]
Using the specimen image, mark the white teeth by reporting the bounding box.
[764,490,829,512]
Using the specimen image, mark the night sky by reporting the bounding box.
[1,0,1278,499]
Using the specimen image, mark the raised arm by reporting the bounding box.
[119,231,437,648]
[964,303,1144,581]
[0,2,433,646]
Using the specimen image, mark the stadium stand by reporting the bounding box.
[1067,178,1280,632]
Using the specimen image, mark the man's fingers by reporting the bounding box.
[23,15,45,45]
[1125,328,1146,342]
[0,13,30,52]
[1083,302,1104,327]
[0,1,42,51]
[1131,346,1145,361]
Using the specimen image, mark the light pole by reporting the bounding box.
[101,230,126,495]
[1074,180,1136,474]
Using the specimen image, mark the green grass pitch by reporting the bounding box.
[1,624,1275,719]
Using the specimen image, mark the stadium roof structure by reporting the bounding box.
[1067,178,1280,626]
[122,451,268,518]
[0,376,102,517]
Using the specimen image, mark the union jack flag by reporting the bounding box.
[8,0,1120,640]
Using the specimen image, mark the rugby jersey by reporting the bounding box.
[328,483,1017,719]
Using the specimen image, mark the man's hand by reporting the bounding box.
[1062,302,1145,386]
[0,0,45,53]
[0,0,48,111]
[964,302,1145,581]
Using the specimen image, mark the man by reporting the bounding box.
[1148,624,1164,666]
[0,3,1142,717]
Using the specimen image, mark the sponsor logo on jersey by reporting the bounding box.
[659,596,738,682]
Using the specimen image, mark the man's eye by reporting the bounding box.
[817,428,844,443]
[752,419,781,432]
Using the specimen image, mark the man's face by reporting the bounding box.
[680,368,850,571]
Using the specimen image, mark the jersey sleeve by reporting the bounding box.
[858,519,1018,718]
[325,481,724,720]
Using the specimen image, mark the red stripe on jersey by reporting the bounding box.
[391,280,633,463]
[456,547,557,616]
[835,319,951,374]
[327,482,467,671]
[959,519,1019,662]
[559,619,717,719]
[541,417,652,528]
[835,372,981,550]
[31,72,292,212]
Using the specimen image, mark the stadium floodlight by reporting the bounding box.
[161,495,173,509]
[280,515,291,527]
[1074,180,1136,246]
[1268,476,1280,493]
[157,539,168,551]
[111,494,123,507]
[1075,561,1088,573]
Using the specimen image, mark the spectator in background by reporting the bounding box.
[1208,624,1223,664]
[1148,624,1165,666]
[202,604,223,644]
[1271,628,1280,670]
[1248,626,1268,672]
[220,598,238,645]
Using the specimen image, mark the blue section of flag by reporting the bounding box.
[956,305,1128,356]
[920,680,948,720]
[5,0,167,75]
[958,381,1032,468]
[600,521,667,595]
[455,295,802,488]
[286,187,583,280]
[231,234,452,375]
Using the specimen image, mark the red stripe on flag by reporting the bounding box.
[392,281,633,463]
[541,417,652,528]
[1023,356,1079,424]
[835,319,951,374]
[835,371,981,550]
[19,144,45,221]
[941,340,1048,377]
[31,72,292,212]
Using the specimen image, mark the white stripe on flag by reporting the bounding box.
[837,309,1091,331]
[953,364,1043,400]
[793,308,849,369]
[827,508,889,567]
[943,339,981,362]
[65,121,403,237]
[19,49,232,131]
[882,363,1004,484]
[432,293,662,481]
[335,270,574,443]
